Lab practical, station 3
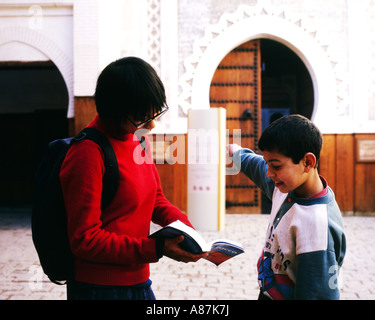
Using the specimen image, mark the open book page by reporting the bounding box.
[149,220,244,265]
[149,220,210,253]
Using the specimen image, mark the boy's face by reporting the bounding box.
[263,149,307,195]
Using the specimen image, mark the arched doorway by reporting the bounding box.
[210,39,314,214]
[0,60,69,205]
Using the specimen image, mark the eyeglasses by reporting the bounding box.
[128,104,169,128]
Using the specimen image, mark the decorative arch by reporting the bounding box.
[179,4,348,133]
[0,26,74,118]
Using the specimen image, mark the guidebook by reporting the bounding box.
[149,220,244,266]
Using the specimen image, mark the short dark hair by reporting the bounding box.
[258,114,323,166]
[94,57,166,126]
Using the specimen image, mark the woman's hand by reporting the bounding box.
[163,236,207,263]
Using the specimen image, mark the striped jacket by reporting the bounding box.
[236,148,346,300]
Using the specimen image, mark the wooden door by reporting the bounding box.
[210,40,262,213]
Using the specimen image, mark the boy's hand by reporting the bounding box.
[226,144,243,173]
[227,144,242,157]
[163,236,207,263]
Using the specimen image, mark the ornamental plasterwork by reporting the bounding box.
[147,0,161,75]
[178,2,350,120]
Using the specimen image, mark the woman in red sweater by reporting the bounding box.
[60,57,205,300]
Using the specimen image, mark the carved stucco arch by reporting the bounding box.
[0,26,74,118]
[179,4,347,134]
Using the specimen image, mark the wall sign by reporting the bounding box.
[357,139,375,163]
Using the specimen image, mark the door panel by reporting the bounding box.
[210,40,262,213]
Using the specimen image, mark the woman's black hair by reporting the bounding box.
[94,57,166,126]
[258,114,323,166]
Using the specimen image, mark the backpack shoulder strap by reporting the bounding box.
[73,127,119,210]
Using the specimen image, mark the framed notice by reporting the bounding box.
[357,138,375,163]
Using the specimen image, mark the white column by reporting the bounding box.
[347,0,375,132]
[73,0,100,97]
[187,108,226,231]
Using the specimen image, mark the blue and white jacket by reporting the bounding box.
[236,149,346,300]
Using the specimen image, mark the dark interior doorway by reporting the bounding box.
[260,39,314,129]
[0,61,69,206]
[260,39,314,213]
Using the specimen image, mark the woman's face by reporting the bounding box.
[121,105,168,135]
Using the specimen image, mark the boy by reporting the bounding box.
[228,114,346,300]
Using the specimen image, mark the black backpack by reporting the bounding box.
[31,127,119,285]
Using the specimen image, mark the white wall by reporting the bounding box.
[1,0,374,133]
[73,0,99,100]
[178,0,375,134]
[347,0,375,133]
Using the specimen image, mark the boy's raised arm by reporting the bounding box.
[228,144,275,200]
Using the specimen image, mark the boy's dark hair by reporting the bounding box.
[258,114,323,166]
[95,57,166,127]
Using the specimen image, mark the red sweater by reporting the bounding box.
[60,115,192,286]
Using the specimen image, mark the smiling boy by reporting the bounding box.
[228,114,346,300]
